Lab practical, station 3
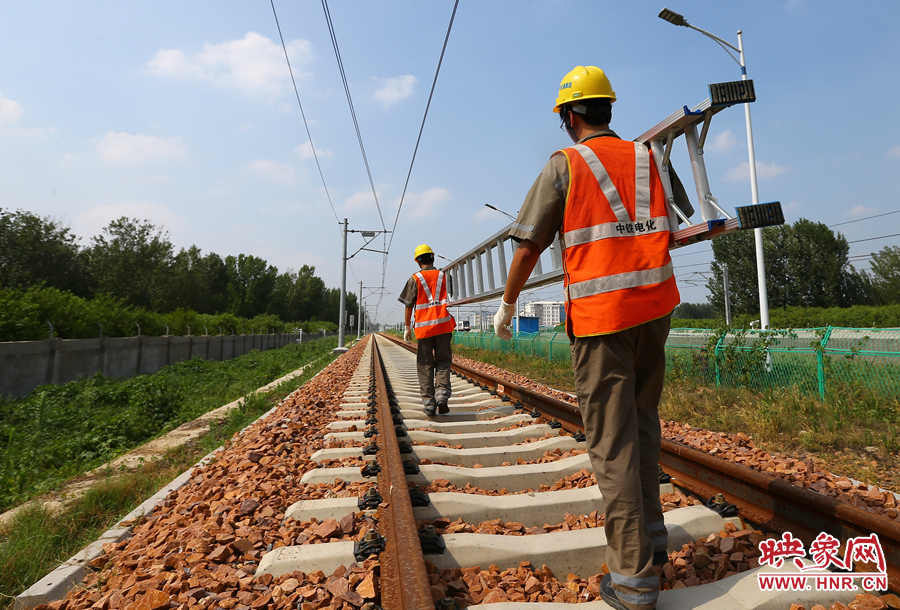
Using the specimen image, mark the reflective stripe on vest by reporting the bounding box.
[412,269,456,339]
[563,216,670,248]
[414,271,448,310]
[560,137,680,336]
[572,141,651,223]
[414,315,454,329]
[567,261,674,301]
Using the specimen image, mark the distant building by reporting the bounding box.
[524,301,566,329]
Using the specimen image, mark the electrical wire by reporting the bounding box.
[847,232,900,244]
[269,0,341,232]
[383,0,460,278]
[829,210,900,228]
[671,247,712,259]
[320,0,387,233]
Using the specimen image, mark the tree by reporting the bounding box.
[707,219,867,316]
[784,219,853,308]
[0,208,88,295]
[870,245,900,304]
[225,254,277,318]
[86,218,174,310]
[162,247,229,313]
[673,302,718,319]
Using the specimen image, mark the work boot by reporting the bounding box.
[423,403,437,416]
[599,574,630,610]
[437,400,449,414]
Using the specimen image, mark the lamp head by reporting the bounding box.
[659,7,688,26]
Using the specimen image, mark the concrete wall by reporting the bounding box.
[0,332,334,399]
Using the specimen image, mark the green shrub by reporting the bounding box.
[0,286,337,341]
[0,337,339,511]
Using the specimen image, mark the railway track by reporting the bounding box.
[21,334,900,610]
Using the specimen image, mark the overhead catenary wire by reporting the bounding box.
[270,0,359,285]
[383,0,460,276]
[269,0,341,232]
[847,232,900,244]
[320,0,387,234]
[829,209,900,228]
[371,0,460,323]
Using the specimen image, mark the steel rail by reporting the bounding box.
[378,332,900,591]
[370,337,434,610]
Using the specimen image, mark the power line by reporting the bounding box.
[671,247,712,259]
[829,209,900,228]
[320,0,387,233]
[269,0,341,232]
[847,232,900,244]
[384,0,460,279]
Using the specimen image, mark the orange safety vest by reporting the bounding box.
[558,137,680,337]
[412,269,456,339]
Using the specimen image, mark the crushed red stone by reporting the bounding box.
[43,339,383,610]
[429,524,889,608]
[663,421,900,521]
[787,593,900,610]
[421,512,604,536]
[453,354,900,519]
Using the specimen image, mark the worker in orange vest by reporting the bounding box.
[399,244,456,416]
[493,66,690,610]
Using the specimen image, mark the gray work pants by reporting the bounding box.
[416,333,453,406]
[570,314,671,610]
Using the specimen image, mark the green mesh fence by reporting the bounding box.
[454,326,900,401]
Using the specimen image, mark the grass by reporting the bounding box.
[0,351,340,610]
[452,344,900,493]
[0,337,341,513]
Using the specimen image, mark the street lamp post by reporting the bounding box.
[659,7,770,329]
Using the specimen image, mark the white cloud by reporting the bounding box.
[344,190,377,211]
[400,187,450,219]
[846,204,878,217]
[725,161,789,181]
[97,132,187,164]
[294,140,333,160]
[783,200,801,212]
[73,202,184,238]
[887,145,900,158]
[245,159,296,186]
[146,32,313,100]
[0,92,24,125]
[373,74,417,107]
[707,129,737,154]
[473,207,501,223]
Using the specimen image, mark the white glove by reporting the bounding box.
[403,326,412,342]
[493,300,514,340]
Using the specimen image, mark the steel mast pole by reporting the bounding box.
[335,218,349,353]
[358,281,363,338]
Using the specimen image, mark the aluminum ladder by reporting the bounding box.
[443,80,784,307]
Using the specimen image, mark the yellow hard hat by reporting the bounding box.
[554,66,616,112]
[414,244,434,260]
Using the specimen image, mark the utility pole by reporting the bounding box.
[358,280,363,338]
[335,222,391,353]
[335,218,350,354]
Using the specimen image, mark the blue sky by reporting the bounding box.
[2,1,899,326]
